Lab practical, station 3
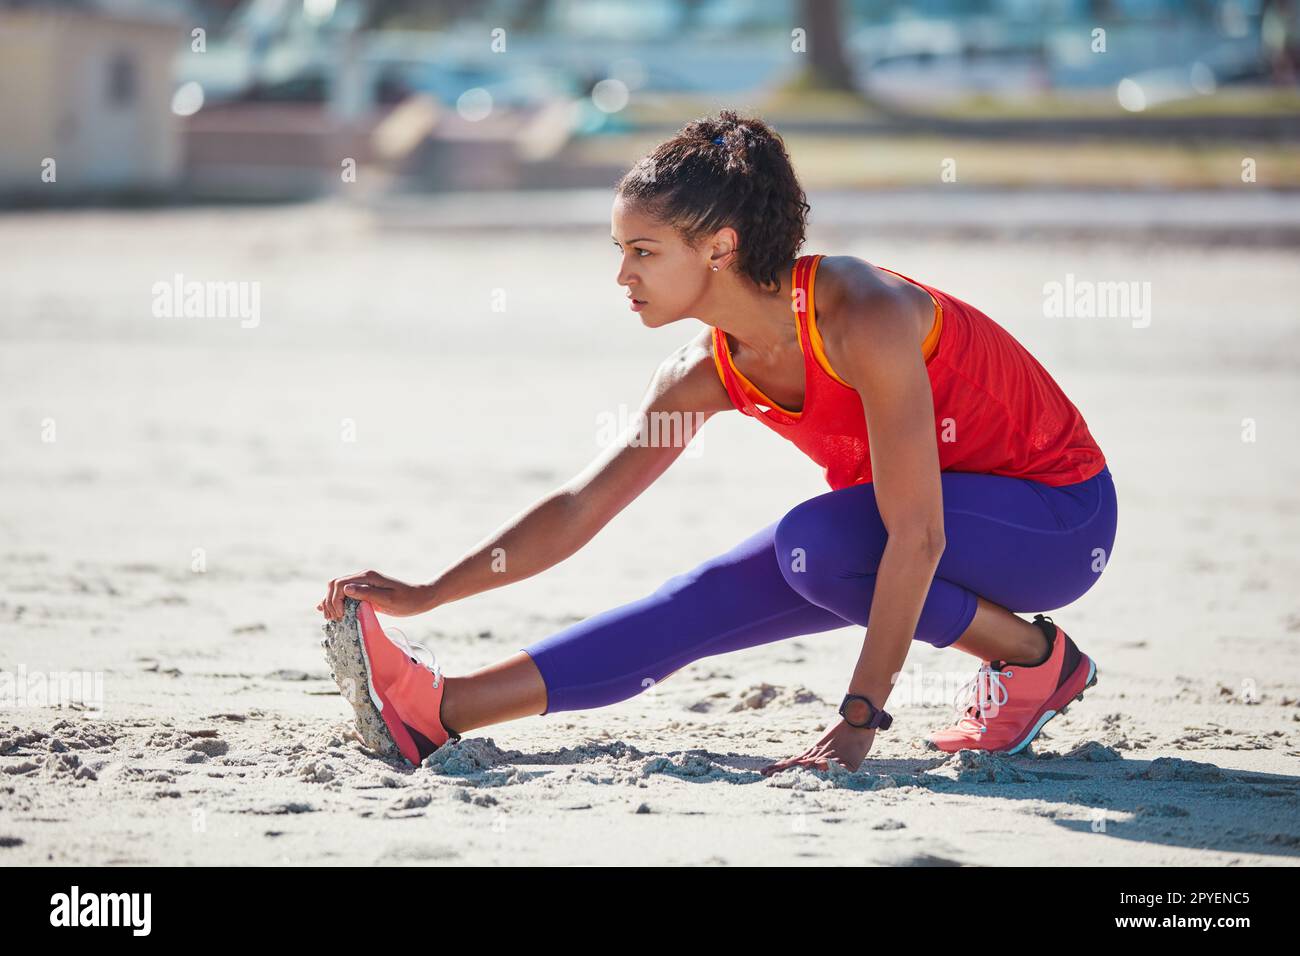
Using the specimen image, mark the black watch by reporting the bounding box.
[839,693,893,730]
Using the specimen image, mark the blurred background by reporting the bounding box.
[2,0,1299,203]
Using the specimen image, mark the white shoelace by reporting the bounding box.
[386,626,444,689]
[951,663,1011,733]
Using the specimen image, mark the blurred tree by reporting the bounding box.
[362,0,478,29]
[513,0,550,32]
[796,0,857,92]
[1262,0,1299,85]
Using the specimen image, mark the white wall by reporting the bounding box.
[0,11,183,192]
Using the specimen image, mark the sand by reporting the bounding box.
[1,200,1297,865]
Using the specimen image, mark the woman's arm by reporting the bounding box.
[835,287,946,715]
[760,280,943,774]
[320,329,732,619]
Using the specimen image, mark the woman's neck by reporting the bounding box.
[701,257,801,360]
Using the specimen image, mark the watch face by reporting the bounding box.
[842,696,872,726]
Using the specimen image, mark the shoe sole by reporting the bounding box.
[320,597,419,764]
[1002,656,1098,755]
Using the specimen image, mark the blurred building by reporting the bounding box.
[0,4,186,198]
[1,0,1294,203]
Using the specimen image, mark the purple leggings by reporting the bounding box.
[520,465,1116,715]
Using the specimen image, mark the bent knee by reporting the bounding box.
[774,499,883,591]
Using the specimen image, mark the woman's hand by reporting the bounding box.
[318,570,434,620]
[760,719,876,776]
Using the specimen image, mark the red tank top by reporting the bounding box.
[710,254,1106,490]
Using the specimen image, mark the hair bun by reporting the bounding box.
[615,108,809,292]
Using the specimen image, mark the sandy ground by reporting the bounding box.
[1,201,1297,866]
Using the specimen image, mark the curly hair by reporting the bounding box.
[615,109,810,292]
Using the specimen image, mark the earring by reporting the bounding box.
[711,265,719,272]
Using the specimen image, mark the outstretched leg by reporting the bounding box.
[511,518,853,718]
[432,518,852,735]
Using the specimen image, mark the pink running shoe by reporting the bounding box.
[929,614,1098,755]
[320,597,460,766]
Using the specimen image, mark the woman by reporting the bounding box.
[317,110,1117,776]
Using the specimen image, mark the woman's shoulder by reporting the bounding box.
[655,325,737,415]
[813,255,928,316]
[811,256,936,361]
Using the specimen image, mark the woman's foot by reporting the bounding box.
[320,597,459,766]
[929,615,1098,754]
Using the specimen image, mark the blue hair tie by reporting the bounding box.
[713,135,725,144]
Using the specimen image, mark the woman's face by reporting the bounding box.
[610,195,714,328]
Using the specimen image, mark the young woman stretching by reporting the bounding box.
[317,110,1117,776]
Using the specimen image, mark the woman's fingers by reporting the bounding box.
[762,749,809,775]
[321,570,399,619]
[761,727,874,777]
[344,576,391,595]
[761,745,848,777]
[342,583,391,611]
[326,570,362,619]
[327,578,345,619]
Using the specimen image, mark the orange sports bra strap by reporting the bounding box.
[711,327,752,412]
[792,254,817,315]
